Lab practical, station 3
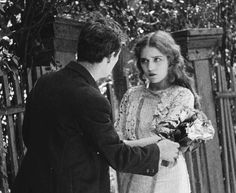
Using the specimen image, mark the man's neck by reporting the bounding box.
[78,61,100,81]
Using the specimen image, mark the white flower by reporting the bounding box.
[186,119,215,141]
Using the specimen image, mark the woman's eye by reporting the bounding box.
[140,58,149,65]
[154,57,161,62]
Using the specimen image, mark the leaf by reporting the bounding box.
[12,56,19,66]
[0,3,4,13]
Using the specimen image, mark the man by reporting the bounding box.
[12,19,179,193]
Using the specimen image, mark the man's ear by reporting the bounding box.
[110,52,116,58]
[107,52,116,63]
[107,55,111,63]
[111,50,121,58]
[107,50,121,63]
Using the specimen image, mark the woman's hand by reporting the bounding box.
[158,139,180,165]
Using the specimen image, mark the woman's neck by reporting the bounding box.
[148,79,171,91]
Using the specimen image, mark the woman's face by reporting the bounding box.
[140,46,169,83]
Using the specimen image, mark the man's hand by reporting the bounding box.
[157,139,180,164]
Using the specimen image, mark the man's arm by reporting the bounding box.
[77,91,179,176]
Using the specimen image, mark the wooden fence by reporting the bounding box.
[172,28,225,193]
[0,18,235,193]
[172,28,236,193]
[214,64,236,193]
[0,66,46,192]
[0,69,22,192]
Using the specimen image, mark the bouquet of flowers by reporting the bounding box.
[151,105,215,152]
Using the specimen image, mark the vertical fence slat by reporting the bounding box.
[223,98,234,193]
[27,68,33,93]
[12,72,25,162]
[227,99,236,165]
[194,149,204,193]
[217,66,231,193]
[200,145,211,193]
[220,66,236,193]
[185,152,197,193]
[229,67,236,161]
[0,120,9,193]
[230,66,236,113]
[12,72,22,104]
[2,75,18,179]
[225,100,236,192]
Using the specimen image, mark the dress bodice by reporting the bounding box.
[115,85,194,140]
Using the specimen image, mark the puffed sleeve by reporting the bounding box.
[151,87,195,134]
[171,87,195,108]
[164,87,195,125]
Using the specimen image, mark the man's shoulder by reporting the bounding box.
[72,82,109,108]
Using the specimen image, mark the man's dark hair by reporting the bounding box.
[77,19,122,64]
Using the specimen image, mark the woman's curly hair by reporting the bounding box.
[134,31,201,109]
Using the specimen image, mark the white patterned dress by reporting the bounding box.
[115,85,194,193]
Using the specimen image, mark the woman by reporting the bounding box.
[115,31,201,193]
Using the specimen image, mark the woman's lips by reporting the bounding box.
[149,73,156,77]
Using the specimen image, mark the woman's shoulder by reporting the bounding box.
[170,85,194,103]
[172,85,193,96]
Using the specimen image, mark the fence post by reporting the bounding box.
[53,17,83,68]
[172,28,225,193]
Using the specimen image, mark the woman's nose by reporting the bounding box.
[147,61,155,71]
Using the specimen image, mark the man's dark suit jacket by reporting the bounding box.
[12,62,160,193]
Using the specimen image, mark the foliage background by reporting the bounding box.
[0,0,235,102]
[0,0,235,72]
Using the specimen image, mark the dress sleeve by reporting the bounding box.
[172,88,195,108]
[152,88,195,134]
[114,90,131,140]
[151,87,214,152]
